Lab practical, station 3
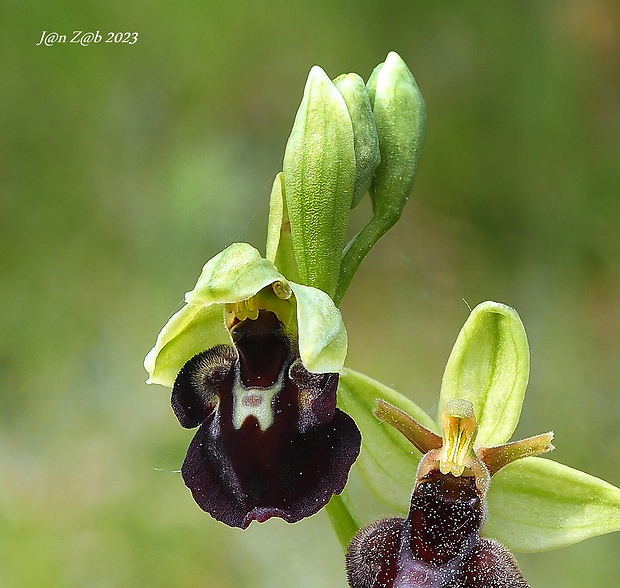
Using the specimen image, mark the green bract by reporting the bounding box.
[144,242,347,387]
[340,300,620,552]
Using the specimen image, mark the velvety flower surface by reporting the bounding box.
[346,399,542,587]
[145,243,360,528]
[347,479,527,588]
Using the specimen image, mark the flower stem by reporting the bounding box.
[334,212,396,304]
[324,490,360,552]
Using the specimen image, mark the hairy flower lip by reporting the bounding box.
[346,428,532,587]
[172,309,360,528]
[145,243,358,527]
[346,467,529,588]
[181,391,361,528]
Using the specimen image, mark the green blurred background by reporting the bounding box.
[2,1,619,586]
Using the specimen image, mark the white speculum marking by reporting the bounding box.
[231,364,286,431]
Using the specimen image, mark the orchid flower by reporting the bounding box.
[340,301,620,586]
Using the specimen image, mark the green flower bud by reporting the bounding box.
[335,53,426,303]
[367,51,426,223]
[333,73,381,209]
[283,66,356,299]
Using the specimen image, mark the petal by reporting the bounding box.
[181,407,361,528]
[186,242,288,307]
[290,281,347,374]
[339,368,437,514]
[144,302,231,387]
[265,172,300,282]
[438,301,530,447]
[484,457,620,552]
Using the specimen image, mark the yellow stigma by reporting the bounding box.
[439,399,478,477]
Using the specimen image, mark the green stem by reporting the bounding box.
[324,490,361,552]
[334,212,397,305]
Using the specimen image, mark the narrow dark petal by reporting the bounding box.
[181,407,361,528]
[171,345,236,428]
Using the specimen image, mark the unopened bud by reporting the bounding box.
[367,51,426,226]
[333,73,381,209]
[283,66,356,298]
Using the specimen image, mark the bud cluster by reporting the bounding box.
[267,52,426,303]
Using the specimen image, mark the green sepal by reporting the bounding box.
[485,457,620,552]
[438,301,530,448]
[283,66,356,298]
[333,73,381,209]
[186,242,288,308]
[144,243,347,387]
[338,368,437,513]
[265,172,300,283]
[144,302,231,388]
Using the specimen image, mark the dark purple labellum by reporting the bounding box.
[171,311,361,528]
[346,470,529,588]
